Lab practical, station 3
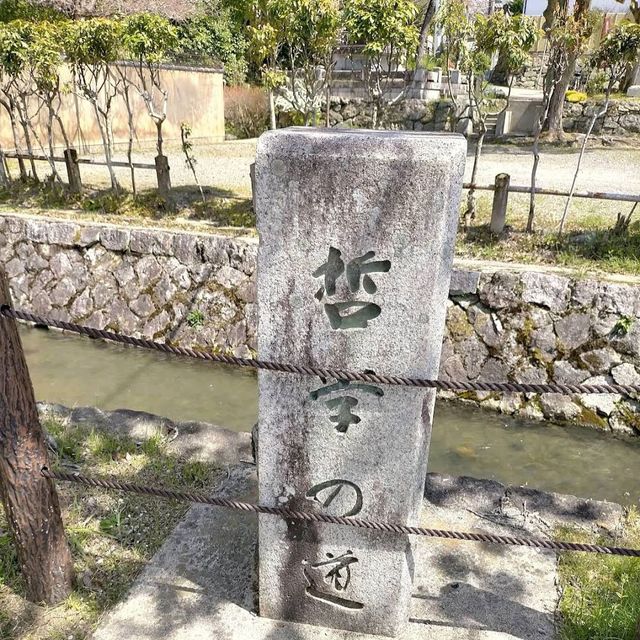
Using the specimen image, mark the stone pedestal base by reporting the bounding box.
[92,468,572,640]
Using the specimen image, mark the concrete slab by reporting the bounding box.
[89,467,627,640]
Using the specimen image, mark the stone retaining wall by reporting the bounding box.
[0,214,257,357]
[284,95,640,137]
[2,213,639,436]
[563,99,640,136]
[442,269,640,436]
[323,98,454,131]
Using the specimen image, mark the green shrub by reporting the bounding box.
[585,70,608,96]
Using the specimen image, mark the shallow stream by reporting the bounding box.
[22,326,640,507]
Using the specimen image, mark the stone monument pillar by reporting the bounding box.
[255,128,466,637]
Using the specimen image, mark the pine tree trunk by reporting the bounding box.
[0,270,74,604]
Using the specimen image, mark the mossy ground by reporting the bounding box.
[557,508,640,640]
[0,419,223,640]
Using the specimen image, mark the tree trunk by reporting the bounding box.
[527,47,567,233]
[17,112,38,181]
[45,111,63,183]
[0,151,9,187]
[93,103,118,191]
[545,53,577,141]
[465,129,485,226]
[415,0,436,69]
[544,0,591,141]
[2,100,29,181]
[0,271,74,604]
[155,120,164,158]
[559,87,612,235]
[64,148,82,195]
[120,84,137,196]
[527,140,541,232]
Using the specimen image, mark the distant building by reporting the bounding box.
[523,0,630,14]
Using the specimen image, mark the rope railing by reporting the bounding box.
[2,304,640,397]
[4,301,640,558]
[41,467,640,557]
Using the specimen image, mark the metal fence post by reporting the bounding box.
[490,173,510,235]
[0,269,74,603]
[63,148,82,195]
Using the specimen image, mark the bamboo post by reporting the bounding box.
[0,269,74,603]
[490,173,510,235]
[63,148,82,195]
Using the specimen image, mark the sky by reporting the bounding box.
[523,0,631,13]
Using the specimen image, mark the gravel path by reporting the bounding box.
[26,138,640,198]
[468,143,640,194]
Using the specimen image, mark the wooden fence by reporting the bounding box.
[464,174,640,234]
[0,149,166,198]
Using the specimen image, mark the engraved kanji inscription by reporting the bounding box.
[310,380,384,433]
[303,551,364,610]
[313,247,391,330]
[305,479,363,517]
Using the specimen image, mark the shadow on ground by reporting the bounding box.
[0,181,255,229]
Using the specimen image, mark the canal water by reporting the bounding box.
[22,326,640,506]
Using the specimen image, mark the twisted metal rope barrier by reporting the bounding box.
[3,305,640,396]
[41,467,640,557]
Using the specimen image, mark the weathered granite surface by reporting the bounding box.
[89,426,624,640]
[0,214,257,357]
[40,404,623,639]
[91,473,566,640]
[255,129,466,636]
[37,402,253,466]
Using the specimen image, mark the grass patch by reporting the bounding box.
[0,179,255,234]
[0,418,223,640]
[459,192,640,276]
[557,508,640,640]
